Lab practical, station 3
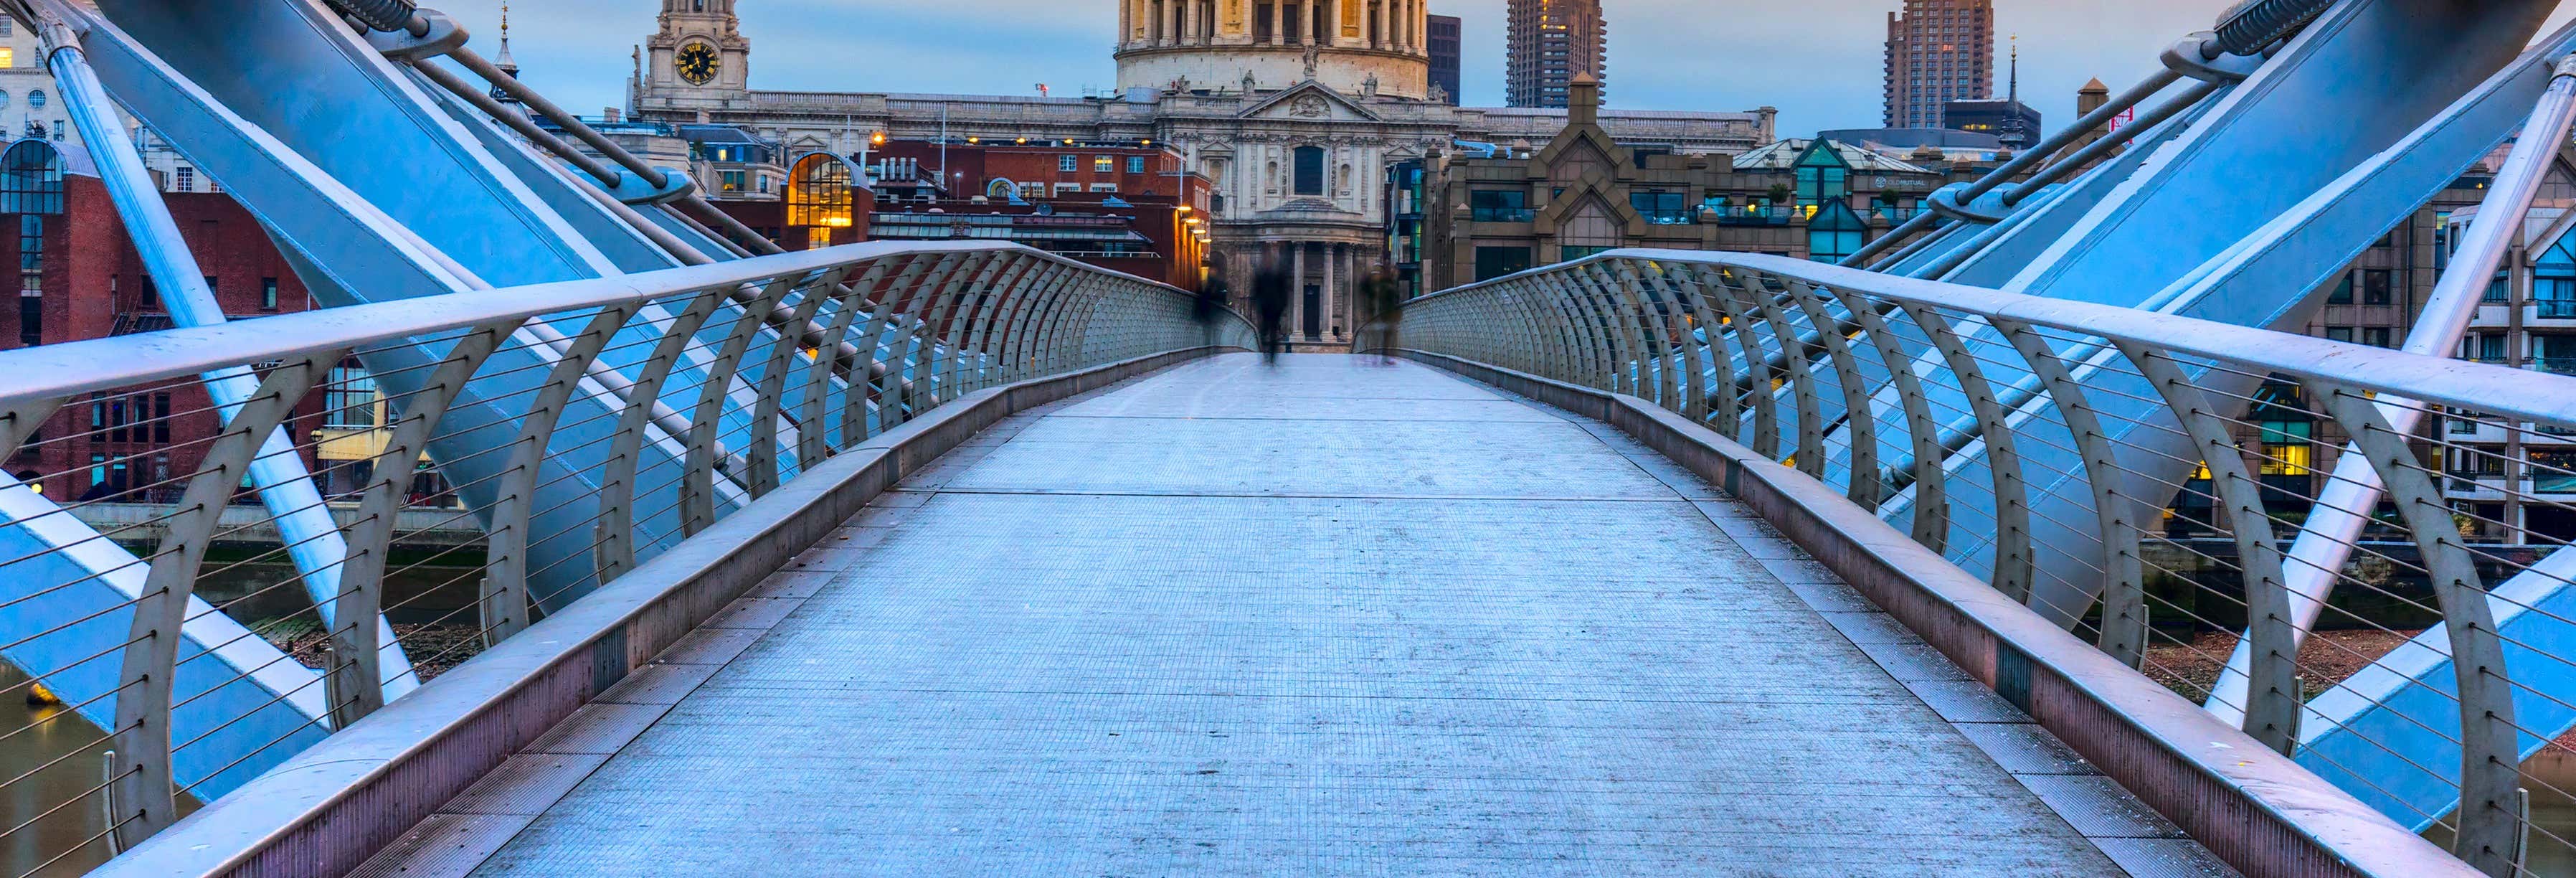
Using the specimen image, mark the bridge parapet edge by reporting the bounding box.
[90,347,1236,878]
[1400,349,2478,878]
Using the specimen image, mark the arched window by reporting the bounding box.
[784,152,856,248]
[1292,146,1325,196]
[1,140,63,215]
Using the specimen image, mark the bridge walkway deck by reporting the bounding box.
[359,354,2228,877]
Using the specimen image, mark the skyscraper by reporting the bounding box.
[1429,14,1463,106]
[1506,0,1606,109]
[1882,0,1994,128]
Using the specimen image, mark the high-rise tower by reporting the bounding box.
[1881,0,1994,128]
[1505,0,1606,109]
[1427,14,1462,105]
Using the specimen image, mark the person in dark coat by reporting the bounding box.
[1251,254,1292,365]
[1360,266,1402,365]
[1193,274,1228,351]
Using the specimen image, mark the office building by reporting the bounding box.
[1883,0,1994,128]
[1428,14,1462,105]
[1506,0,1606,109]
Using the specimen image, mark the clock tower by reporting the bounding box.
[636,0,750,116]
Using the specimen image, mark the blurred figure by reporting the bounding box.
[1193,273,1228,351]
[1360,265,1402,365]
[1251,252,1291,365]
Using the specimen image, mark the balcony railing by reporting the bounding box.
[2537,299,2576,318]
[1469,207,1537,223]
[1703,206,1796,226]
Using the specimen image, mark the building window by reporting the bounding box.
[1292,146,1325,196]
[719,170,746,192]
[261,278,280,311]
[2362,326,2393,347]
[1469,189,1530,222]
[785,154,856,231]
[2325,326,2354,344]
[1094,156,1114,174]
[173,166,194,192]
[1089,183,1118,192]
[1560,245,1613,262]
[1059,155,1079,172]
[1473,246,1533,282]
[323,362,378,428]
[2538,234,2576,317]
[1630,190,1689,225]
[1792,143,1850,207]
[16,291,34,346]
[1127,156,1146,174]
[2362,268,2392,305]
[0,47,13,70]
[2326,274,2353,304]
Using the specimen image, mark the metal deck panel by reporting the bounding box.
[465,354,2152,875]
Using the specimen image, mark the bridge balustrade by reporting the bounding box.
[1384,249,2576,876]
[0,240,1246,871]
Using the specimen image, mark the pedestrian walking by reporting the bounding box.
[1360,265,1402,365]
[1251,253,1291,365]
[1193,273,1228,351]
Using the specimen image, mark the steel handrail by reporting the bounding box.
[0,240,1192,412]
[1408,249,2576,433]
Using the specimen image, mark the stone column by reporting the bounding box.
[1267,0,1282,45]
[1321,242,1339,342]
[1374,0,1388,49]
[1290,242,1307,341]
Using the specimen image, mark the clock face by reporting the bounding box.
[676,42,719,86]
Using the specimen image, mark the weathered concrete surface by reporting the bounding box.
[420,354,2215,876]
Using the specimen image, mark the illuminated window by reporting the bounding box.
[1094,156,1114,174]
[785,154,856,231]
[0,48,14,70]
[2260,443,2314,476]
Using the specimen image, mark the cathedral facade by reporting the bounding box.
[631,0,1774,348]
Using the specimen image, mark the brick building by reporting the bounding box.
[853,139,1213,290]
[0,138,336,504]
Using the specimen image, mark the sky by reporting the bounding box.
[443,1,2576,137]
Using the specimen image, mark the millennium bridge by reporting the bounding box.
[1,0,2575,875]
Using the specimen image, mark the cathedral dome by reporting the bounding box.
[1117,1,1431,100]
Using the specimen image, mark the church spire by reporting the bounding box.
[495,1,516,72]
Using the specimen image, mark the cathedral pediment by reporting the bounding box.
[1254,197,1366,220]
[1238,83,1384,123]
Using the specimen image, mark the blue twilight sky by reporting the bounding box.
[437,1,2576,137]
